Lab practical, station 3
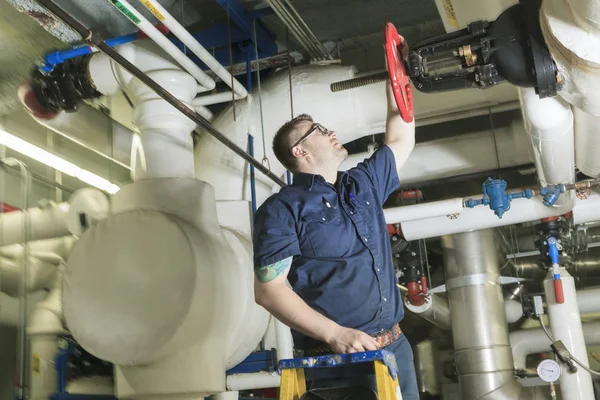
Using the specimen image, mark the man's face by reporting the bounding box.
[292,120,348,166]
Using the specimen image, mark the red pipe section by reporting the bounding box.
[554,279,565,304]
[406,281,426,306]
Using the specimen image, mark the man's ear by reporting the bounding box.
[291,145,308,159]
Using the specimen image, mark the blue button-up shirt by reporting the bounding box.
[253,145,403,349]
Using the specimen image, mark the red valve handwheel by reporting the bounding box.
[385,22,414,123]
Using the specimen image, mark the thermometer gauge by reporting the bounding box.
[537,359,561,383]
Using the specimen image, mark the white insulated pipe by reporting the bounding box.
[274,319,294,361]
[574,108,600,178]
[136,0,248,99]
[406,295,523,331]
[106,0,215,92]
[29,105,134,169]
[541,0,600,116]
[28,265,66,400]
[226,372,280,391]
[572,189,600,225]
[194,105,214,121]
[543,268,594,400]
[193,92,244,107]
[0,203,70,247]
[340,125,532,186]
[518,87,575,193]
[384,198,463,223]
[511,321,600,370]
[88,43,199,180]
[399,195,574,241]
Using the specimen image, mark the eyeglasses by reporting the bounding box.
[290,123,330,150]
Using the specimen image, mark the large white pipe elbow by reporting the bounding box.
[541,0,600,116]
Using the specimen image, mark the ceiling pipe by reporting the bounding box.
[136,0,248,99]
[442,229,547,400]
[31,0,285,187]
[341,124,532,187]
[105,0,216,92]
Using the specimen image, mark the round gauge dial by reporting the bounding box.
[537,359,561,383]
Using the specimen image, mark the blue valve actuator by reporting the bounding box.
[547,236,560,265]
[464,178,534,219]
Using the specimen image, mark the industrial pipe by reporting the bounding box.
[400,195,574,241]
[574,108,600,178]
[540,0,600,116]
[384,198,463,223]
[0,203,70,247]
[442,229,545,400]
[226,371,280,391]
[29,104,134,169]
[33,0,286,187]
[28,264,66,400]
[518,87,575,201]
[511,321,600,370]
[105,0,215,92]
[340,125,532,187]
[543,268,594,399]
[136,0,248,99]
[192,92,244,107]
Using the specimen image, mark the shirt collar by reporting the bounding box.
[292,172,321,190]
[292,171,348,190]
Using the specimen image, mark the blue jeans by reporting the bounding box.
[308,333,419,400]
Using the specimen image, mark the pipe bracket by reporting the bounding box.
[446,273,501,290]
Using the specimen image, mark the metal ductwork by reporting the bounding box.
[442,229,550,400]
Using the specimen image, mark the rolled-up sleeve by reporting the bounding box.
[352,145,400,204]
[253,198,301,269]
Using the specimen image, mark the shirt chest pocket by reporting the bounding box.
[300,209,353,258]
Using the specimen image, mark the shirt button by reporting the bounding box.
[363,237,368,242]
[350,211,354,215]
[383,297,387,302]
[366,201,370,205]
[376,268,380,272]
[322,217,326,221]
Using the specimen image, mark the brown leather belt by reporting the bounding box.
[298,323,402,356]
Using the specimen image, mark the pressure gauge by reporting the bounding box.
[537,359,561,383]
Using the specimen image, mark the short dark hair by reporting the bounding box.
[272,114,313,171]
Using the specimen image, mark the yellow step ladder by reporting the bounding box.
[278,349,402,400]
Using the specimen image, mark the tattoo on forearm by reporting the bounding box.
[256,257,293,283]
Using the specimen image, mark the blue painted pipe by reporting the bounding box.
[41,32,139,73]
[248,134,257,215]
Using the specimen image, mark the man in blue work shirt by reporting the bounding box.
[252,80,418,399]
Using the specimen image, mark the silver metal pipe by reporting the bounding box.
[442,229,550,400]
